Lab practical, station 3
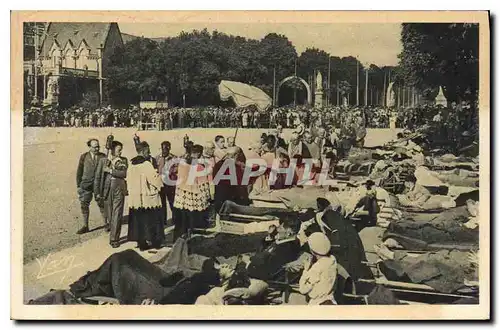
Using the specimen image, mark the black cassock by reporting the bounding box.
[305,209,373,281]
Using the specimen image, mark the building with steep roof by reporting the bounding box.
[26,22,123,108]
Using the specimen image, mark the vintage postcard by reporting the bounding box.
[11,11,490,320]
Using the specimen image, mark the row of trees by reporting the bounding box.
[105,23,479,108]
[106,29,395,107]
[397,23,479,103]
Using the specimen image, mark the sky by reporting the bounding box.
[119,23,402,67]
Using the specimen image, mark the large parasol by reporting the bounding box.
[218,80,272,112]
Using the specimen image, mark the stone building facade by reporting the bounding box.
[27,22,123,108]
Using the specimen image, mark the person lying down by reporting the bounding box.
[373,244,479,295]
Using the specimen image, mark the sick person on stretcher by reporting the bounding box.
[397,174,456,210]
[195,230,339,305]
[194,222,301,305]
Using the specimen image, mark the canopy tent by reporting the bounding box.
[218,80,272,111]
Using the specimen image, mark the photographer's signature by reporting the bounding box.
[36,253,84,284]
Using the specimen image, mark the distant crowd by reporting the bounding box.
[23,102,477,133]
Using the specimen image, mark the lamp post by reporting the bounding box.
[97,43,103,106]
[356,56,359,106]
[31,23,42,105]
[273,64,276,107]
[364,63,369,106]
[327,56,331,106]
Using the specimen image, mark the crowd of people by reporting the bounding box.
[31,108,479,306]
[27,96,480,306]
[75,100,477,248]
[23,103,473,131]
[75,114,366,248]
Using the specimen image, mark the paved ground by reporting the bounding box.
[23,127,400,263]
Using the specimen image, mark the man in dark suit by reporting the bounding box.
[95,141,128,248]
[76,139,106,234]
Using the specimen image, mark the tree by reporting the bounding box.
[260,33,298,79]
[79,91,100,110]
[298,48,330,79]
[107,37,165,106]
[106,28,384,108]
[338,80,352,98]
[398,23,479,102]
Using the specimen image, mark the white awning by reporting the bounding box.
[218,80,272,111]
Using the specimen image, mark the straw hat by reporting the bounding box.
[307,232,331,256]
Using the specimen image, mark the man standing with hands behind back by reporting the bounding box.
[76,138,106,234]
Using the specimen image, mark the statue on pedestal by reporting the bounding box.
[386,82,396,107]
[315,71,323,92]
[44,76,59,105]
[314,71,324,108]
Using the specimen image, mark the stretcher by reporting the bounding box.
[357,278,478,304]
[215,214,280,235]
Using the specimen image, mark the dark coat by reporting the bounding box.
[94,156,128,199]
[306,209,373,280]
[76,152,106,190]
[246,238,300,281]
[213,159,250,213]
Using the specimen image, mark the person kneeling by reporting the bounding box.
[299,232,338,305]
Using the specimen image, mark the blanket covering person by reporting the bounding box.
[67,242,222,305]
[246,223,301,281]
[377,249,478,294]
[69,249,170,304]
[382,205,479,251]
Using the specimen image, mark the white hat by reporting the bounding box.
[307,232,331,256]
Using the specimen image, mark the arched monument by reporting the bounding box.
[277,76,312,105]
